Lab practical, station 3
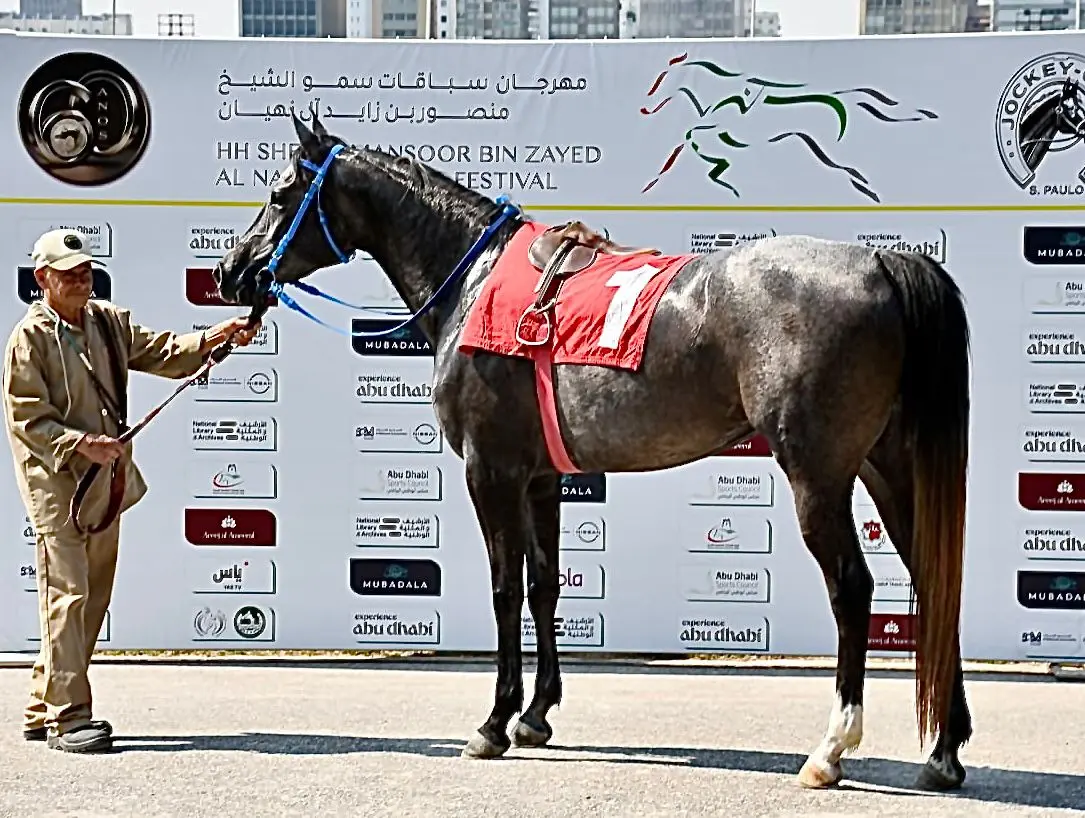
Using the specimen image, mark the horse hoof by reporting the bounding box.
[797,758,842,789]
[511,718,552,748]
[915,759,965,791]
[461,730,510,759]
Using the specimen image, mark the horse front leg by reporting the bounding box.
[513,475,562,748]
[461,459,530,759]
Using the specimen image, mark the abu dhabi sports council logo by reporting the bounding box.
[17,52,151,186]
[639,52,938,202]
[997,52,1085,196]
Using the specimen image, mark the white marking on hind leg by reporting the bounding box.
[807,695,864,775]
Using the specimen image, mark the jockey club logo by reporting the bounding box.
[638,52,938,202]
[17,51,151,186]
[996,52,1085,197]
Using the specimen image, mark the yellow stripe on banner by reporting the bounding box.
[3,197,1085,213]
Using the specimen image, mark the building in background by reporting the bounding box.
[347,0,429,37]
[965,0,991,29]
[635,0,749,37]
[158,13,197,35]
[19,0,80,16]
[750,9,780,34]
[859,0,971,33]
[239,0,347,37]
[0,10,132,33]
[992,0,1078,29]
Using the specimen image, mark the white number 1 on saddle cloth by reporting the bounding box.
[597,263,663,349]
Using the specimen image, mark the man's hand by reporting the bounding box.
[201,317,262,352]
[75,433,125,465]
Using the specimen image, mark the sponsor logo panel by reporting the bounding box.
[186,267,278,308]
[192,604,276,641]
[1023,326,1085,364]
[870,561,913,603]
[1021,523,1085,559]
[1017,570,1085,609]
[996,52,1085,196]
[554,564,606,599]
[353,609,442,645]
[354,505,440,548]
[19,219,114,257]
[560,473,607,503]
[193,366,279,403]
[1018,472,1085,511]
[191,417,277,451]
[1023,228,1085,267]
[1024,371,1085,413]
[183,508,277,546]
[522,611,604,648]
[681,508,772,554]
[1021,422,1085,462]
[355,368,434,404]
[687,469,775,507]
[868,612,915,651]
[192,320,279,355]
[856,228,948,263]
[679,563,771,603]
[18,265,111,303]
[852,508,896,555]
[1019,622,1085,658]
[187,224,245,258]
[351,318,433,357]
[355,407,443,455]
[558,509,606,551]
[678,614,770,652]
[716,434,773,457]
[186,459,278,500]
[349,558,442,596]
[358,460,443,501]
[688,229,777,253]
[190,558,277,594]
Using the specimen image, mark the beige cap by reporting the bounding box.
[30,228,99,272]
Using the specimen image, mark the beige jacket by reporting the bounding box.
[3,299,208,535]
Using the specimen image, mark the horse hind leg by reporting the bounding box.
[512,475,563,748]
[789,474,872,789]
[742,352,894,789]
[859,433,972,791]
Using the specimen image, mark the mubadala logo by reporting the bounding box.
[997,52,1085,196]
[689,229,776,253]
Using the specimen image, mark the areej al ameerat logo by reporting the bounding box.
[996,51,1085,197]
[637,51,939,202]
[17,51,151,186]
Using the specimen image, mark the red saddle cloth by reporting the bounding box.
[458,221,697,370]
[458,221,698,473]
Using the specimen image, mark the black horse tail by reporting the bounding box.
[875,248,971,749]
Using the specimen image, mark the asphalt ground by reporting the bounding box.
[1,656,1083,817]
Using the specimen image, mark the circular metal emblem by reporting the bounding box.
[18,52,151,186]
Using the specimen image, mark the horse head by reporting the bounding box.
[213,111,368,308]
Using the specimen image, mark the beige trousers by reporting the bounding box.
[23,518,120,735]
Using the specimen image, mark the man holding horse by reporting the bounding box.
[2,227,260,753]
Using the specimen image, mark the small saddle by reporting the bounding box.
[528,221,660,277]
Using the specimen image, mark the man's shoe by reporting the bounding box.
[45,723,113,753]
[25,720,113,743]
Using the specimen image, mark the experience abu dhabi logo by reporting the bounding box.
[638,52,938,202]
[17,51,151,186]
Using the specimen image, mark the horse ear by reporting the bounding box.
[291,111,320,158]
[311,111,329,140]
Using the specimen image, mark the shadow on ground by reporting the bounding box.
[113,732,1085,811]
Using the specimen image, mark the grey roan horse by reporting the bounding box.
[213,113,973,791]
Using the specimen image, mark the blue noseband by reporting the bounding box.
[258,143,521,339]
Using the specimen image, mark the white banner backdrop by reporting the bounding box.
[1,30,1084,661]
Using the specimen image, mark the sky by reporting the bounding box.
[0,0,861,38]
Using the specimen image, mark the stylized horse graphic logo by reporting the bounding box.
[639,52,939,202]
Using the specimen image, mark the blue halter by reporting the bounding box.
[261,143,522,339]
